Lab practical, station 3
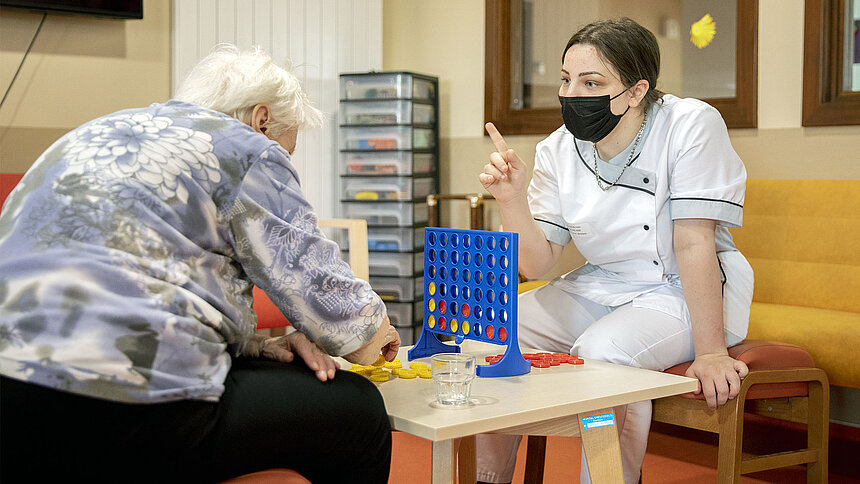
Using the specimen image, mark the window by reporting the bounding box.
[802,0,860,126]
[484,0,759,134]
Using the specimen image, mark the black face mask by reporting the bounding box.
[559,90,629,143]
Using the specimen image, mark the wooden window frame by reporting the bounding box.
[802,0,860,126]
[484,0,759,134]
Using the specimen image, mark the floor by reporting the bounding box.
[388,418,860,483]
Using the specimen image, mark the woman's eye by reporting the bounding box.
[560,78,570,84]
[585,80,598,88]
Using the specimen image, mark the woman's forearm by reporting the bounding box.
[498,196,560,279]
[673,219,727,356]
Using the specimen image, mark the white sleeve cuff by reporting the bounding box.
[535,218,571,245]
[670,197,743,227]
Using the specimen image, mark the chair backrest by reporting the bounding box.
[254,218,369,329]
[1,173,25,208]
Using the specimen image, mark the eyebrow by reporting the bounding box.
[560,68,606,78]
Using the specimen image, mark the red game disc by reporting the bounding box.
[531,360,550,368]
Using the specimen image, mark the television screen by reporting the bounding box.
[0,0,143,19]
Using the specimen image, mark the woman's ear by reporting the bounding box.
[629,80,650,108]
[250,104,271,135]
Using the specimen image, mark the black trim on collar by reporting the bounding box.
[534,218,568,231]
[572,139,655,196]
[670,197,743,208]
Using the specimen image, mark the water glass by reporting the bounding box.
[431,353,476,406]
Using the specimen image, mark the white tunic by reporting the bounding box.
[528,94,752,337]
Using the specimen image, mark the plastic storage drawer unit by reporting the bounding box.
[341,151,435,176]
[341,73,436,101]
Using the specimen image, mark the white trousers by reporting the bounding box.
[475,263,752,483]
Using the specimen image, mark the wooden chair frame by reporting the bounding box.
[523,368,829,483]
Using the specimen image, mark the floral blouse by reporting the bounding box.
[0,101,385,403]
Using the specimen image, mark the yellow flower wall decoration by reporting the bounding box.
[690,14,716,48]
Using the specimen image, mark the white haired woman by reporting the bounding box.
[0,44,398,483]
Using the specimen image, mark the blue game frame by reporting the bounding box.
[408,227,530,377]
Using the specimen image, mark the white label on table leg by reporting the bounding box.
[581,412,616,429]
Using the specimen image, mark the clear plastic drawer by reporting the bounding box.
[341,151,435,176]
[370,276,424,301]
[342,177,434,201]
[340,126,435,150]
[340,101,435,125]
[395,325,423,345]
[341,73,436,101]
[342,201,428,226]
[343,227,424,252]
[387,301,423,328]
[369,227,424,251]
[369,251,423,277]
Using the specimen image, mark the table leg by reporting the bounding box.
[457,435,477,484]
[579,408,624,484]
[431,439,456,484]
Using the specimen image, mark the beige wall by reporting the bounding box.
[0,0,171,173]
[383,0,860,279]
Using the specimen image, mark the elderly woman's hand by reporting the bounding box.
[261,332,341,382]
[344,315,400,365]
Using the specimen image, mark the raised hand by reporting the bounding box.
[479,122,529,205]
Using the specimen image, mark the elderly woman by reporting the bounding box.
[0,45,397,483]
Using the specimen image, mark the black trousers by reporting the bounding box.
[1,358,391,483]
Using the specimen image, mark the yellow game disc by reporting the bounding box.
[451,319,458,333]
[428,282,436,295]
[397,369,417,379]
[463,321,470,334]
[370,372,389,382]
[427,315,435,328]
[384,359,402,369]
[428,299,435,312]
[371,355,386,367]
[409,361,429,370]
[417,369,432,379]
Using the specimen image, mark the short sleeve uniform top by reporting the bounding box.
[527,94,749,316]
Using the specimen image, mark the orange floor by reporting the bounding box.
[388,420,860,483]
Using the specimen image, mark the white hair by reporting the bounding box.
[175,44,324,137]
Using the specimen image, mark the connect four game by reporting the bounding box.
[408,228,531,377]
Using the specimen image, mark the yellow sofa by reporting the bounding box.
[732,179,860,389]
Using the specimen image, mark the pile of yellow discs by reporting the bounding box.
[348,355,432,382]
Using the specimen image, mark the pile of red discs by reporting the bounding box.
[484,352,584,368]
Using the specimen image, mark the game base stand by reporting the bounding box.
[408,227,531,377]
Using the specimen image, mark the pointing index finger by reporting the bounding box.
[485,122,509,154]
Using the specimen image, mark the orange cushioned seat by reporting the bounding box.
[663,340,815,400]
[221,468,311,484]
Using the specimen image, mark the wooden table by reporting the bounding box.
[346,340,698,484]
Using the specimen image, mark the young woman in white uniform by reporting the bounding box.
[475,18,754,484]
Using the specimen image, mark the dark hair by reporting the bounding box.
[563,18,664,111]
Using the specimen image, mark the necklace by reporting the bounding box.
[592,111,648,191]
